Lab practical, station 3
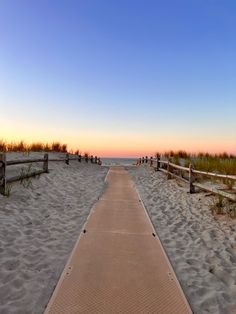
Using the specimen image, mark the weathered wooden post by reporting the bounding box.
[189,163,195,193]
[155,156,160,171]
[66,153,69,165]
[43,153,49,173]
[150,156,153,167]
[0,153,6,195]
[167,158,171,179]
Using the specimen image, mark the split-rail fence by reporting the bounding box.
[0,153,96,196]
[141,157,236,202]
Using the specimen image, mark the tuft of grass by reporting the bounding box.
[226,202,236,218]
[44,143,51,152]
[209,196,236,218]
[184,157,191,168]
[29,142,44,151]
[5,183,13,197]
[171,155,180,165]
[51,142,62,152]
[176,150,189,159]
[222,178,235,190]
[19,164,34,189]
[0,140,7,152]
[209,195,225,215]
[61,144,67,152]
[163,150,190,159]
[51,142,67,152]
[6,140,28,152]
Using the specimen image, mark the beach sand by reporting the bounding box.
[1,154,236,314]
[0,152,108,314]
[128,165,236,314]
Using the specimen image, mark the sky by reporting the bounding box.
[0,0,236,157]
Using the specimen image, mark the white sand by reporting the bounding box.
[1,155,236,314]
[128,165,236,314]
[0,152,108,314]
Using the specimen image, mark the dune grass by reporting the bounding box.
[192,157,236,174]
[0,140,70,153]
[0,139,100,160]
[159,150,236,175]
[208,195,236,217]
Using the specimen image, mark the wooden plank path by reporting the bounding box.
[44,166,192,314]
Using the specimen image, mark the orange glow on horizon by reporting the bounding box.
[1,122,235,157]
[1,135,235,158]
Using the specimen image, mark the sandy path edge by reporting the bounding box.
[128,166,236,314]
[0,152,109,314]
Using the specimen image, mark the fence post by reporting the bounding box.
[66,153,69,165]
[150,157,153,167]
[155,156,160,171]
[43,153,49,173]
[167,158,171,179]
[189,163,195,193]
[0,153,6,195]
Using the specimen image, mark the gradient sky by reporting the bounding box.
[0,0,235,157]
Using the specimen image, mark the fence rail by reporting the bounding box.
[0,153,100,196]
[140,157,236,202]
[6,158,45,166]
[192,169,236,180]
[7,170,46,184]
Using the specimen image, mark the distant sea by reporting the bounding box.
[101,158,137,166]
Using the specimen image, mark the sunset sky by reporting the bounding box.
[1,0,235,157]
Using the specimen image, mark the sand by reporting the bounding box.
[0,152,108,314]
[128,165,236,314]
[1,154,236,314]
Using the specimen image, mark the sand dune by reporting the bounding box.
[128,165,236,314]
[0,152,108,314]
[1,154,236,314]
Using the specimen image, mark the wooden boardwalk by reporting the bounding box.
[44,166,192,314]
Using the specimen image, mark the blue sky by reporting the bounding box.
[0,0,235,156]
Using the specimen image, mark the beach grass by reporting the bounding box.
[0,139,101,161]
[161,150,236,175]
[0,140,74,154]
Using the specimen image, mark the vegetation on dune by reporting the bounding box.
[209,195,236,218]
[163,150,190,159]
[159,150,236,175]
[0,140,101,197]
[0,139,98,160]
[192,156,236,175]
[151,150,236,217]
[0,140,70,153]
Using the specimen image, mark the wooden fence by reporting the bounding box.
[0,153,99,196]
[140,157,236,202]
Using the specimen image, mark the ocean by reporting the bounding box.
[101,158,137,166]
